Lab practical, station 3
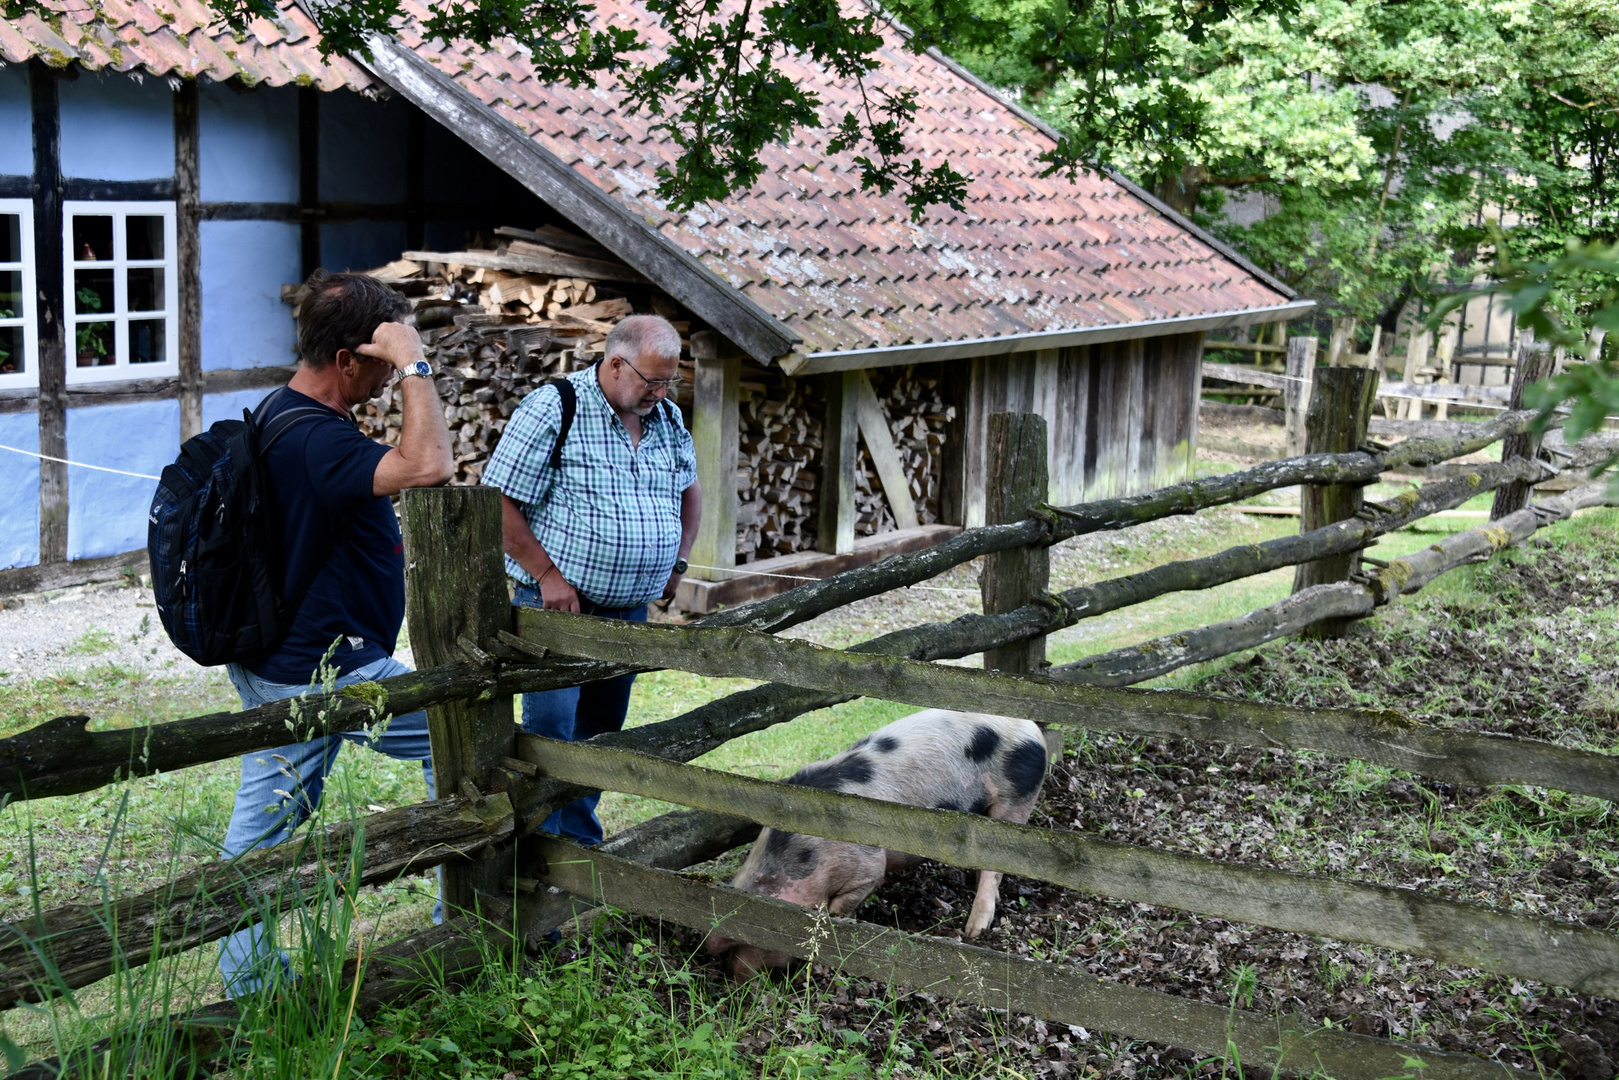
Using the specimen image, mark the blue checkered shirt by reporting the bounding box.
[482,365,698,609]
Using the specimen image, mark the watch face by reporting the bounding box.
[410,360,432,377]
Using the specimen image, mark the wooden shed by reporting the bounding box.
[0,0,1309,603]
[366,0,1309,609]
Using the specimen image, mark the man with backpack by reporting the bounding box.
[482,314,700,845]
[215,270,454,995]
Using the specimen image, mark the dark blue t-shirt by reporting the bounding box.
[249,387,403,685]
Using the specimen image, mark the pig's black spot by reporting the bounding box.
[874,735,899,753]
[764,828,797,859]
[934,798,964,813]
[965,726,1000,763]
[789,754,873,791]
[970,797,993,816]
[1004,739,1047,801]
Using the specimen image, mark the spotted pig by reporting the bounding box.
[706,709,1047,977]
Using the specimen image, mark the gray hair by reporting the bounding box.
[604,314,682,364]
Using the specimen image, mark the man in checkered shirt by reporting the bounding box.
[483,314,701,844]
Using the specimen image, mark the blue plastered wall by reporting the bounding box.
[0,64,30,176]
[65,401,178,560]
[0,414,41,570]
[59,71,175,180]
[202,387,277,428]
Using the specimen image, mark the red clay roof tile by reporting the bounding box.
[4,1,374,90]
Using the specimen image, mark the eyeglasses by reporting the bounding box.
[618,355,684,391]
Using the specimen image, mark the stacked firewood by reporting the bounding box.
[287,225,949,558]
[734,366,952,562]
[288,226,694,485]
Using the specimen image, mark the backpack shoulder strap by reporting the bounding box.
[250,388,336,455]
[549,379,578,471]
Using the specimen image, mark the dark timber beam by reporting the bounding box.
[174,78,203,441]
[30,61,67,567]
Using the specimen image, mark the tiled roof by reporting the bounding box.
[394,0,1293,357]
[0,0,374,93]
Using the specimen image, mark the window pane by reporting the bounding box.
[0,324,22,375]
[126,216,164,260]
[129,318,165,365]
[0,215,19,264]
[74,268,114,315]
[75,321,114,366]
[73,216,114,262]
[0,270,20,318]
[128,267,165,312]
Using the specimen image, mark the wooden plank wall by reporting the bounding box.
[961,332,1204,525]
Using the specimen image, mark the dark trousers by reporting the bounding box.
[513,583,647,844]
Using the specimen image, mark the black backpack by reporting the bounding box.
[543,375,674,469]
[147,389,329,667]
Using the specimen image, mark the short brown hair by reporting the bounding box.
[296,269,411,369]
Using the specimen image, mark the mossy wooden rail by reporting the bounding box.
[0,408,1598,1080]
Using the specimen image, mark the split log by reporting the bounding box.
[0,793,513,1006]
[538,839,1528,1080]
[522,738,1619,998]
[514,598,1619,803]
[1053,483,1616,690]
[403,248,645,284]
[0,660,505,803]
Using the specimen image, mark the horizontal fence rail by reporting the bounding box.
[521,737,1619,998]
[538,837,1529,1080]
[0,793,513,1006]
[514,601,1619,803]
[1055,482,1616,686]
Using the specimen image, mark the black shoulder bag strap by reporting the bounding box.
[548,379,578,471]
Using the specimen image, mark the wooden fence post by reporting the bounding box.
[1491,332,1555,520]
[1291,368,1379,638]
[403,486,515,916]
[981,413,1062,761]
[1283,336,1316,458]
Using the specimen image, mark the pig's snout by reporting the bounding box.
[704,930,740,956]
[727,944,791,979]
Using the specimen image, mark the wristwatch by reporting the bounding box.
[672,557,689,574]
[398,359,434,380]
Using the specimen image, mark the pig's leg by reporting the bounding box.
[964,794,1039,939]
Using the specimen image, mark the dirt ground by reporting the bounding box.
[650,525,1619,1078]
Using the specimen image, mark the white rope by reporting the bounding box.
[686,562,979,594]
[0,442,161,481]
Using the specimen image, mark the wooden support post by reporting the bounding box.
[981,413,1060,759]
[174,79,203,442]
[1326,316,1357,368]
[816,370,857,555]
[688,331,739,581]
[1291,368,1378,637]
[1491,332,1555,520]
[30,61,67,567]
[1433,327,1455,421]
[1283,336,1316,458]
[1399,328,1431,422]
[402,486,515,915]
[852,369,919,530]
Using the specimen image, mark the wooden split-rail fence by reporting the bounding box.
[0,394,1613,1080]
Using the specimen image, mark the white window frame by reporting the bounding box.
[0,198,39,391]
[63,200,179,385]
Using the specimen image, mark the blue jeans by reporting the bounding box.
[217,655,437,996]
[513,584,646,845]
